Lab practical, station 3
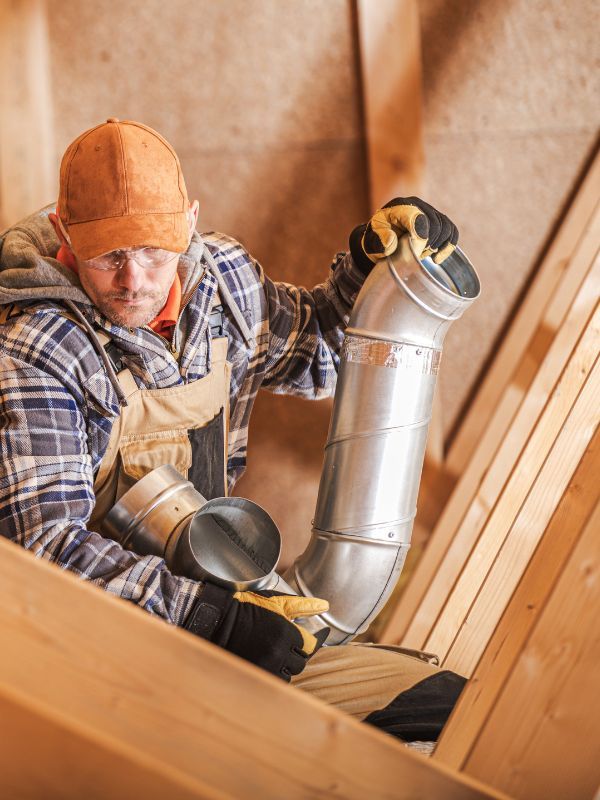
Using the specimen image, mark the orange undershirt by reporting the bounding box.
[57,244,181,340]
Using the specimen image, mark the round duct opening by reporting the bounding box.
[420,246,481,299]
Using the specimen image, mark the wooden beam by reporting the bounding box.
[0,0,55,229]
[356,0,424,204]
[446,150,600,477]
[435,426,600,768]
[459,496,600,800]
[380,244,599,646]
[0,537,505,800]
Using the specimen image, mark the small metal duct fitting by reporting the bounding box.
[103,464,293,592]
[284,240,481,644]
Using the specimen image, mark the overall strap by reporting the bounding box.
[202,247,254,346]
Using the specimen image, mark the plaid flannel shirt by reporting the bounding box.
[0,228,365,627]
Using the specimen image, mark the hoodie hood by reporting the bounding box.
[0,204,207,308]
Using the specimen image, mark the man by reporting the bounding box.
[0,119,463,743]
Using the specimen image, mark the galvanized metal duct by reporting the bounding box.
[284,240,480,645]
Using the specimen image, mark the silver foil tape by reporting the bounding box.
[341,335,442,374]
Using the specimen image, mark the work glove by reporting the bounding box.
[349,197,459,275]
[184,582,330,681]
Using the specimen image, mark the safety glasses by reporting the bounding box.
[82,247,180,271]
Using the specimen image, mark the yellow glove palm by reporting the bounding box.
[234,591,329,656]
[362,197,458,265]
[186,583,329,680]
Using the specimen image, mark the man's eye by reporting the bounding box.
[96,254,118,265]
[98,251,123,263]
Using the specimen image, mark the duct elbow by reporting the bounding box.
[284,529,411,644]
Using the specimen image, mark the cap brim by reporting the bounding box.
[67,212,189,260]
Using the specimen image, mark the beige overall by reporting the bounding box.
[60,305,462,742]
[89,334,231,531]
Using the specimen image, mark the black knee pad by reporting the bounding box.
[364,670,467,742]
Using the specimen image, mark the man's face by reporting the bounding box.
[50,201,199,329]
[77,252,180,328]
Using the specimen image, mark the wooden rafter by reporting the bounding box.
[435,427,600,771]
[449,495,600,799]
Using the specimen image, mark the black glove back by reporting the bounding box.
[350,196,459,274]
[185,582,329,681]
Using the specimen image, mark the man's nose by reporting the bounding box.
[116,257,144,293]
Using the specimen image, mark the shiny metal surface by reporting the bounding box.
[285,240,480,644]
[171,497,283,591]
[103,465,296,593]
[102,464,205,556]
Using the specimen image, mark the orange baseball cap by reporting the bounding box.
[58,118,190,260]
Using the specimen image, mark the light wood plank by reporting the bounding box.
[446,150,600,476]
[442,362,599,674]
[462,497,600,800]
[381,249,599,646]
[0,537,505,800]
[0,686,225,800]
[435,430,600,766]
[356,0,424,204]
[424,306,600,664]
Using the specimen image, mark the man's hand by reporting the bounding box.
[349,197,459,274]
[184,583,329,681]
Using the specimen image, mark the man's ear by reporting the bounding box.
[49,212,69,248]
[188,200,199,237]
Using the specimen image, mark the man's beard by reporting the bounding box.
[96,290,169,329]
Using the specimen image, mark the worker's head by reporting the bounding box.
[50,118,198,327]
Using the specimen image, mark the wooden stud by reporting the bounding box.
[355,0,446,465]
[0,0,55,228]
[461,498,600,800]
[356,0,424,204]
[435,426,600,768]
[0,537,505,800]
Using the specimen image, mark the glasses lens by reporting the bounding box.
[135,248,178,267]
[86,252,122,270]
[84,247,178,271]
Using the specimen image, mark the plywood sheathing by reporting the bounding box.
[418,0,599,436]
[0,536,507,800]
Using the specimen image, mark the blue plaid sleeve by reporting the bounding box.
[260,251,366,396]
[0,352,203,625]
